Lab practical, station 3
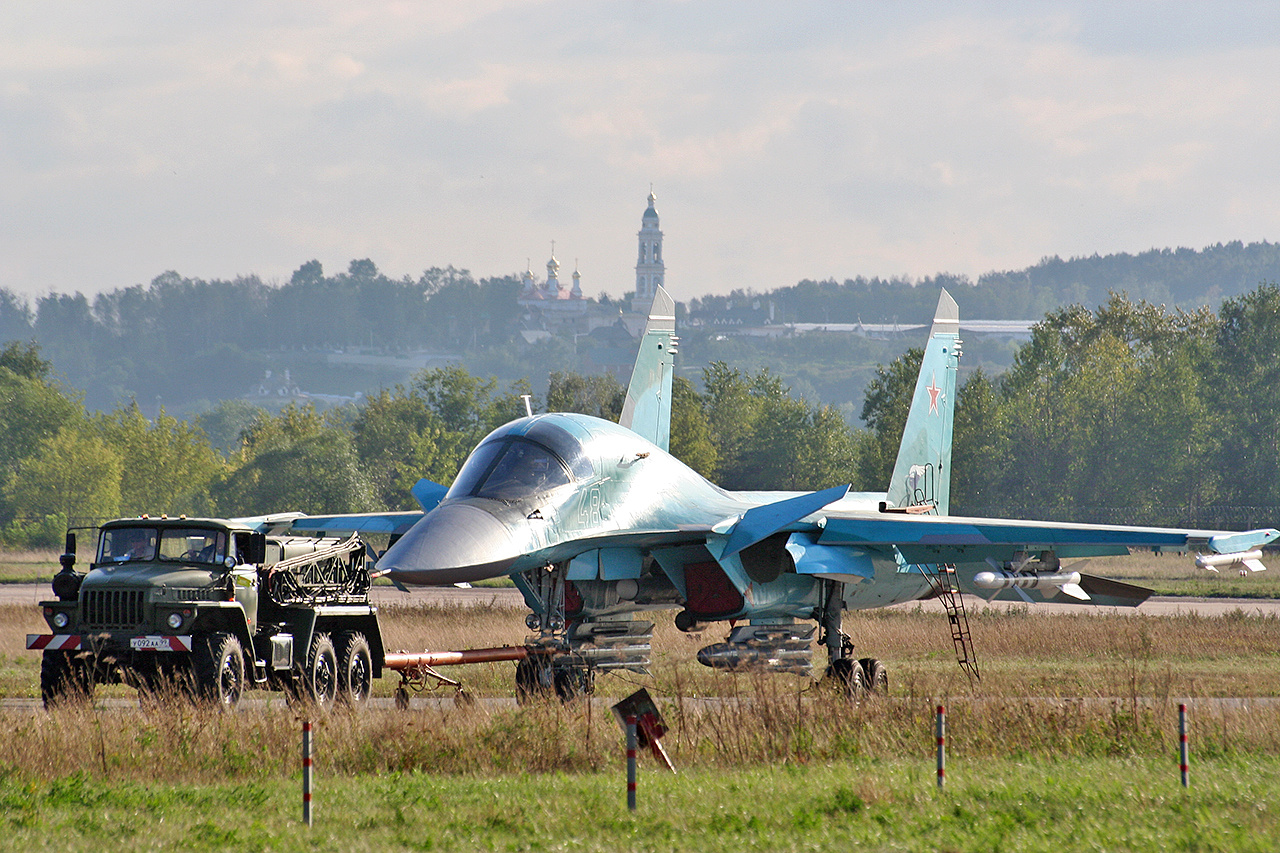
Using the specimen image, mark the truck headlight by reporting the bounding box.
[166,612,184,630]
[52,611,70,629]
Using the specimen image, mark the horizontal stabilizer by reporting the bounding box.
[719,485,849,559]
[1077,573,1153,607]
[412,478,449,512]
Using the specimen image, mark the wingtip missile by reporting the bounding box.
[1195,549,1267,573]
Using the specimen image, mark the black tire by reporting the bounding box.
[41,650,92,708]
[553,666,594,702]
[860,657,888,695]
[192,633,245,707]
[335,631,373,705]
[303,633,338,708]
[515,656,552,704]
[826,657,867,698]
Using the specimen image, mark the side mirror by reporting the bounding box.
[53,530,82,601]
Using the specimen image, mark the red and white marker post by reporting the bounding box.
[625,714,638,811]
[936,705,946,789]
[302,719,314,826]
[1179,703,1189,788]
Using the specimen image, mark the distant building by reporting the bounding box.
[517,245,587,331]
[632,190,665,314]
[515,190,670,338]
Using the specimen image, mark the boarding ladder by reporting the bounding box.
[926,564,980,682]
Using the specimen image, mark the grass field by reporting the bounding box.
[6,548,1280,850]
[3,757,1278,852]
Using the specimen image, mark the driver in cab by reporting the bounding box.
[115,531,155,562]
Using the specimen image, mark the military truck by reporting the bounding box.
[27,516,386,708]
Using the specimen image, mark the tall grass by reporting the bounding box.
[7,679,1280,784]
[5,599,1280,785]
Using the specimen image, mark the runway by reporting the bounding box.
[5,581,1279,617]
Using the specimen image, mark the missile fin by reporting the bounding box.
[1057,582,1090,601]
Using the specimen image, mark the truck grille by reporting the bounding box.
[173,587,222,602]
[81,589,146,629]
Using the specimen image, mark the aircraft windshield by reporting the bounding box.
[447,437,576,501]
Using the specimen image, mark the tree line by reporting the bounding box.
[0,261,525,411]
[687,240,1280,326]
[3,241,1280,416]
[3,284,1280,547]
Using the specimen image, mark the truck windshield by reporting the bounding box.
[99,528,158,562]
[99,527,228,564]
[157,529,228,565]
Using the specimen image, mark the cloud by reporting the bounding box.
[2,1,1280,303]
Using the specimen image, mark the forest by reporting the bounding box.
[2,241,1279,415]
[2,282,1279,547]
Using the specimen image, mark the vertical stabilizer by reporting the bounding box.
[885,289,961,514]
[619,285,677,450]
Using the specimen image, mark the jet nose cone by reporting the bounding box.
[376,503,518,585]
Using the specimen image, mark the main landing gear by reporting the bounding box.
[819,580,888,698]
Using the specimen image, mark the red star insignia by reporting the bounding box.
[926,375,941,414]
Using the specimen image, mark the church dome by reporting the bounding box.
[642,190,658,221]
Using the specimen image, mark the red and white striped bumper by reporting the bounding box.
[27,634,81,651]
[27,634,194,652]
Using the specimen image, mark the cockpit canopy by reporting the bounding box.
[446,418,594,502]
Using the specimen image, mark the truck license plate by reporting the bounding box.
[130,636,188,651]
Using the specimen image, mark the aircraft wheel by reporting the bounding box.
[826,657,866,699]
[553,666,593,703]
[859,657,888,695]
[515,657,553,704]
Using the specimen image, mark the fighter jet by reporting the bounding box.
[303,287,1278,697]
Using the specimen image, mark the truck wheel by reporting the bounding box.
[193,633,245,707]
[304,633,338,707]
[335,631,372,705]
[41,650,92,708]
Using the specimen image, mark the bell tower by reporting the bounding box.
[633,188,665,313]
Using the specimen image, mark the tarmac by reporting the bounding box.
[5,581,1280,617]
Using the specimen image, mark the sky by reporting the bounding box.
[3,1,1280,304]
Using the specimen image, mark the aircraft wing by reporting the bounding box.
[285,511,425,536]
[818,511,1280,564]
